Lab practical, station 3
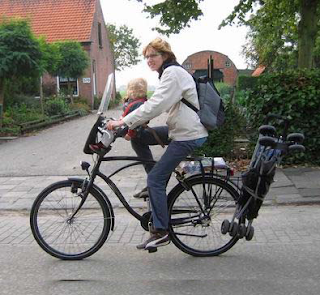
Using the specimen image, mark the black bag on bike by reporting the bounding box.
[238,142,279,220]
[240,158,276,219]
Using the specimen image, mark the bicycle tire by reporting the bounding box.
[30,180,112,260]
[168,175,239,257]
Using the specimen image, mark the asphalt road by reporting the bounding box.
[1,205,320,295]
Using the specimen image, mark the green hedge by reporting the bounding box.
[243,69,320,165]
[237,75,258,91]
[195,101,246,158]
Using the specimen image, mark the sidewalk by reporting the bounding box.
[0,166,319,211]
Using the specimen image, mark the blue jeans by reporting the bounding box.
[131,126,207,230]
[131,126,170,173]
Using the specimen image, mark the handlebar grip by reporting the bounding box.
[114,125,129,138]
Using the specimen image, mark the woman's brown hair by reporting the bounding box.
[142,37,176,62]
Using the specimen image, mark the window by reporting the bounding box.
[98,22,103,48]
[183,62,192,70]
[57,77,79,96]
[225,60,231,68]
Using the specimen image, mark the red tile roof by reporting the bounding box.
[0,0,97,43]
[252,65,266,77]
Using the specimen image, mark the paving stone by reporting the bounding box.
[0,185,16,190]
[298,188,320,197]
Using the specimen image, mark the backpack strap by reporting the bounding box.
[181,98,199,113]
[122,98,147,117]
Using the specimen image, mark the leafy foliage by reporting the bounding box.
[0,18,42,79]
[45,97,70,116]
[242,69,320,165]
[220,0,320,69]
[195,101,246,159]
[38,37,60,75]
[135,0,204,35]
[5,103,43,124]
[53,41,89,79]
[237,76,258,91]
[107,24,141,71]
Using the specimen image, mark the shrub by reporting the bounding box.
[45,97,70,116]
[243,69,320,165]
[70,101,90,114]
[237,75,258,91]
[109,91,122,109]
[195,101,246,159]
[94,95,102,110]
[5,94,41,110]
[4,104,44,124]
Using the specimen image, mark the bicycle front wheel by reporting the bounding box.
[30,180,112,260]
[168,176,239,257]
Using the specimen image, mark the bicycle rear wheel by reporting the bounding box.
[30,180,112,260]
[168,175,239,257]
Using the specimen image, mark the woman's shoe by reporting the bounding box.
[133,187,149,199]
[136,230,170,250]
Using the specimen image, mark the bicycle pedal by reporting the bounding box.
[147,247,158,253]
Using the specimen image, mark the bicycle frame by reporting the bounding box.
[70,154,156,223]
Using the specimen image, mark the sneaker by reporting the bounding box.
[133,187,149,199]
[136,230,170,250]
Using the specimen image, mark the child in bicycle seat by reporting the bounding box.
[120,77,148,141]
[89,78,148,153]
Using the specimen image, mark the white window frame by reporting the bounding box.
[57,76,79,97]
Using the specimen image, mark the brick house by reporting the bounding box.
[0,0,115,107]
[182,50,238,86]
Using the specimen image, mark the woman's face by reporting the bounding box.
[145,47,166,72]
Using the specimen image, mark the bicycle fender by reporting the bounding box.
[68,177,115,231]
[168,174,240,206]
[184,173,240,192]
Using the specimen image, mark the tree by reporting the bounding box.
[133,0,320,69]
[53,41,90,104]
[106,23,141,70]
[0,18,42,127]
[240,2,300,70]
[219,0,320,69]
[137,0,204,36]
[38,38,60,114]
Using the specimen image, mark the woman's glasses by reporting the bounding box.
[144,52,162,60]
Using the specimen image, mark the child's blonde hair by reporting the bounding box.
[126,78,148,100]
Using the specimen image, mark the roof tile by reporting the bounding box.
[0,0,97,42]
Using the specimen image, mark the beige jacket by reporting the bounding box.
[122,65,208,141]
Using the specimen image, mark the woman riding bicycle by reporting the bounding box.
[107,37,208,251]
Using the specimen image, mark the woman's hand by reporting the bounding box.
[124,134,131,141]
[106,119,125,130]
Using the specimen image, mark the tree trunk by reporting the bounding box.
[67,79,74,104]
[298,0,319,68]
[39,76,44,115]
[0,79,5,128]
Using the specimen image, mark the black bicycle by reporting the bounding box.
[29,113,242,260]
[30,107,305,260]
